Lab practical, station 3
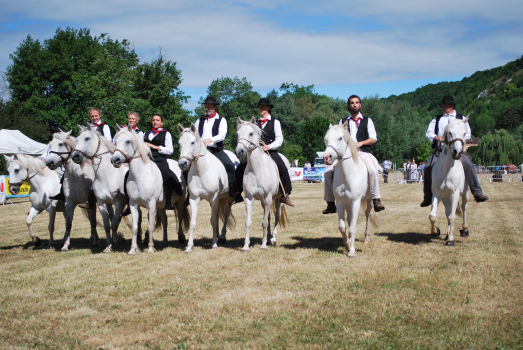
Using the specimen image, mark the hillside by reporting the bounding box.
[387,55,523,138]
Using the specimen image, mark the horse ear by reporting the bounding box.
[115,124,121,132]
[190,123,197,133]
[77,124,85,133]
[65,130,72,138]
[127,124,133,132]
[329,123,333,128]
[237,117,243,125]
[342,120,348,129]
[250,116,256,124]
[463,115,469,124]
[4,155,12,162]
[177,123,184,134]
[13,154,19,160]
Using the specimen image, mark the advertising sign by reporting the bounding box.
[303,167,327,182]
[289,167,304,182]
[0,176,5,203]
[5,176,31,198]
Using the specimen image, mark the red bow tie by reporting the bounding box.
[260,119,269,126]
[151,128,164,136]
[124,124,137,130]
[202,112,217,121]
[93,122,102,127]
[351,117,361,127]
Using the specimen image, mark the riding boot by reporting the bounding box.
[322,201,337,214]
[373,198,385,212]
[164,185,175,210]
[78,190,96,209]
[280,194,294,207]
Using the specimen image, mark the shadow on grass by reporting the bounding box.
[376,232,438,245]
[281,236,362,253]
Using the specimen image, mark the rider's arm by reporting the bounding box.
[465,122,472,141]
[267,120,283,150]
[102,124,112,142]
[426,118,437,142]
[210,118,227,144]
[159,132,174,155]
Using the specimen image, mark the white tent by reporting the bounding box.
[0,129,47,155]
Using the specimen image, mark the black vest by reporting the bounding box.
[144,130,167,160]
[92,122,105,134]
[432,113,463,148]
[198,116,224,151]
[256,119,277,146]
[341,116,371,153]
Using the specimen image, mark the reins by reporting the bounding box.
[114,148,140,163]
[73,136,111,171]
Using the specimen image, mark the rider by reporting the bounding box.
[89,107,112,142]
[193,96,236,195]
[120,111,144,140]
[144,114,182,210]
[233,98,294,207]
[322,95,385,214]
[420,95,489,207]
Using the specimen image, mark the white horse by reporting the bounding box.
[235,117,289,252]
[110,125,189,255]
[46,131,99,251]
[323,122,379,257]
[71,125,129,253]
[177,123,234,253]
[4,154,66,248]
[429,118,469,246]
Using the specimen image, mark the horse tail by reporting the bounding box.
[80,207,104,228]
[361,200,380,229]
[455,200,463,217]
[172,199,191,232]
[154,211,162,231]
[218,196,235,230]
[272,197,288,229]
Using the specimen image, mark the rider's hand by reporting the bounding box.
[203,139,212,146]
[434,136,445,142]
[263,144,271,151]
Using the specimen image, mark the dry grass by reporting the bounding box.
[0,182,522,349]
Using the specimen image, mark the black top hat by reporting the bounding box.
[257,98,274,108]
[202,96,220,105]
[441,95,456,105]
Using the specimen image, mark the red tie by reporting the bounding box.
[351,117,361,127]
[260,119,269,126]
[202,112,216,121]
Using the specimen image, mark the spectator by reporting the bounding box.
[418,161,425,182]
[382,159,392,183]
[305,161,312,169]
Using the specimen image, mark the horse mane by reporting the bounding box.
[329,125,359,164]
[237,119,262,140]
[15,154,53,177]
[114,128,151,162]
[78,127,116,153]
[54,132,77,150]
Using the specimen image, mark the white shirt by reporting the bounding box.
[426,110,471,145]
[339,113,377,143]
[259,114,283,150]
[91,123,112,142]
[193,113,227,148]
[147,130,174,155]
[383,160,392,170]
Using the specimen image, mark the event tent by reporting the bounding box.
[0,129,47,155]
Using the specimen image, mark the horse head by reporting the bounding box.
[46,131,75,170]
[177,123,205,171]
[5,154,27,195]
[71,124,98,164]
[444,117,469,160]
[111,124,145,168]
[323,122,358,165]
[235,117,260,159]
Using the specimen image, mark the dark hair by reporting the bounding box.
[51,125,63,134]
[152,114,164,122]
[347,95,361,104]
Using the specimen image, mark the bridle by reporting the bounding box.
[8,165,47,187]
[325,143,353,162]
[179,130,206,163]
[73,135,111,170]
[114,146,140,164]
[444,132,466,160]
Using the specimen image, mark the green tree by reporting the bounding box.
[471,129,523,165]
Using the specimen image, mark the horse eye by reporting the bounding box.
[249,132,253,136]
[14,169,19,173]
[191,141,195,145]
[86,137,90,141]
[59,143,64,147]
[339,137,343,141]
[126,140,131,144]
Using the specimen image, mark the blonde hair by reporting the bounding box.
[89,107,102,116]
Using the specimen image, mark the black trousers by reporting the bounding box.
[423,150,483,201]
[208,148,235,184]
[153,156,182,196]
[235,150,292,195]
[383,169,390,183]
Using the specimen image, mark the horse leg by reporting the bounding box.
[363,198,373,244]
[176,197,186,244]
[128,201,141,255]
[347,200,361,258]
[61,202,75,251]
[336,201,348,253]
[429,195,440,236]
[271,203,283,246]
[147,201,157,253]
[185,197,201,253]
[98,202,113,253]
[461,191,469,235]
[107,204,114,223]
[111,200,125,245]
[219,202,232,244]
[26,207,42,246]
[47,205,57,249]
[160,209,169,248]
[242,197,255,252]
[88,207,99,247]
[443,197,457,246]
[210,199,220,249]
[260,197,271,250]
[137,208,143,244]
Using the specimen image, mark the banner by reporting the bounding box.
[5,176,31,198]
[303,167,327,182]
[290,167,303,182]
[0,176,5,203]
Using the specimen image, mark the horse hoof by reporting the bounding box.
[460,229,469,237]
[260,246,268,250]
[363,239,370,244]
[61,246,69,252]
[242,249,249,253]
[184,249,192,254]
[270,241,277,246]
[33,237,41,246]
[347,252,356,258]
[218,238,226,244]
[103,246,112,253]
[444,234,449,241]
[148,247,157,253]
[432,227,441,237]
[178,234,186,244]
[445,241,455,246]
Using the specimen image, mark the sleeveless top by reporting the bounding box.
[256,119,277,147]
[144,130,167,161]
[341,116,371,153]
[198,116,224,152]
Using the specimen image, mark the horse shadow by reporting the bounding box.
[281,236,362,253]
[375,232,438,245]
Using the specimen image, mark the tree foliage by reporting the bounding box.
[470,129,523,166]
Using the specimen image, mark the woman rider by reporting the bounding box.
[233,98,294,207]
[143,114,182,210]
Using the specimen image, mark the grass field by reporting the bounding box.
[0,182,522,349]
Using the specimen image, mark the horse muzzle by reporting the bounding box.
[235,146,246,160]
[46,159,60,170]
[323,154,333,166]
[178,159,190,171]
[451,149,462,160]
[110,155,123,168]
[9,185,20,195]
[71,152,84,164]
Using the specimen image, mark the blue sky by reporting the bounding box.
[1,0,522,111]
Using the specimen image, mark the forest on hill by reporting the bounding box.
[1,27,522,170]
